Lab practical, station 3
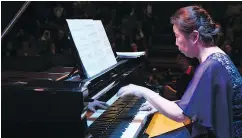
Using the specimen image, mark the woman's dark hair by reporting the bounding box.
[170,5,221,46]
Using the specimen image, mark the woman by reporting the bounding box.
[117,6,242,138]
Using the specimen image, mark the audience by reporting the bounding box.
[3,41,17,57]
[17,40,35,56]
[2,2,242,73]
[162,54,195,101]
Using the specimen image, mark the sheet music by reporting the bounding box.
[66,19,117,78]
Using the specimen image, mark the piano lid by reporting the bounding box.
[1,1,26,33]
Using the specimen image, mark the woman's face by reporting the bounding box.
[173,25,197,58]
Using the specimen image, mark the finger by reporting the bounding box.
[148,109,158,114]
[98,101,106,104]
[117,88,124,97]
[119,93,127,98]
[88,106,96,112]
[141,102,149,107]
[128,84,134,87]
[118,88,129,97]
[119,91,132,98]
[101,102,109,107]
[97,103,108,109]
[139,105,150,111]
[141,103,147,107]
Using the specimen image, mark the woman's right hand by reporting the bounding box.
[139,101,158,114]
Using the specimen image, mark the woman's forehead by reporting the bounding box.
[173,25,180,34]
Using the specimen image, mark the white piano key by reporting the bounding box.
[89,109,105,118]
[87,120,93,126]
[87,109,106,126]
[121,122,141,138]
[135,111,149,120]
[89,94,119,119]
[87,94,149,137]
[121,110,149,138]
[87,94,119,126]
[106,94,119,106]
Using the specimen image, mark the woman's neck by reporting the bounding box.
[197,46,225,63]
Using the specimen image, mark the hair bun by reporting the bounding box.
[198,26,206,34]
[198,24,220,37]
[211,24,221,36]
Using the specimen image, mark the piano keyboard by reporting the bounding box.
[81,88,119,121]
[87,95,149,138]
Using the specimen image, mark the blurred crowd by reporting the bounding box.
[2,2,242,69]
[2,2,155,57]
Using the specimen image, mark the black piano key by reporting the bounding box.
[88,130,101,137]
[109,104,127,108]
[88,97,146,138]
[100,113,120,117]
[106,108,123,112]
[93,120,114,125]
[90,122,110,128]
[90,123,111,129]
[101,121,130,137]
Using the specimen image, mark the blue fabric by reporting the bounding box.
[208,53,242,138]
[176,53,235,138]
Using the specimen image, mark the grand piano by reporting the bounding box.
[2,2,150,138]
[2,2,191,138]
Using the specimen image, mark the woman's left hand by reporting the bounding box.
[117,84,146,98]
[87,100,109,112]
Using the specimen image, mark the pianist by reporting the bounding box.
[118,5,242,138]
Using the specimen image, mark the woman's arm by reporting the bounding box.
[118,84,187,122]
[140,87,187,122]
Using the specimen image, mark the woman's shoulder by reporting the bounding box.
[207,52,242,88]
[206,52,239,74]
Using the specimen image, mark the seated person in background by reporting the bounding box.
[147,73,160,86]
[17,40,35,56]
[222,40,241,67]
[4,41,17,57]
[36,30,53,55]
[133,32,147,52]
[163,54,195,100]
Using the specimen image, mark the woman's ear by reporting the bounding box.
[191,30,199,44]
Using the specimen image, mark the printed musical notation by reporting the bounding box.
[66,19,117,78]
